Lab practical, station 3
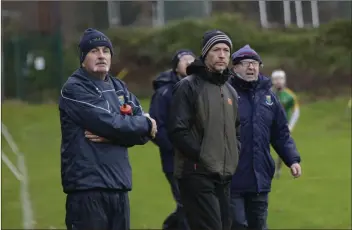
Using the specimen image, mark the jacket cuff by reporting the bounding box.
[145,117,152,136]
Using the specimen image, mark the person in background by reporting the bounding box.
[228,44,302,230]
[59,28,157,230]
[168,30,241,230]
[271,69,300,179]
[149,49,195,230]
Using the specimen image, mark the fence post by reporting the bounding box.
[311,0,320,28]
[13,33,23,100]
[1,48,4,102]
[53,1,64,90]
[154,0,165,27]
[283,0,291,27]
[258,0,269,28]
[107,1,121,27]
[55,29,64,90]
[203,0,212,17]
[294,0,304,28]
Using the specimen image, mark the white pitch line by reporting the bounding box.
[2,122,35,229]
[1,124,21,157]
[2,151,23,181]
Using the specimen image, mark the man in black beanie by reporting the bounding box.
[168,30,241,230]
[59,28,157,230]
[149,49,195,230]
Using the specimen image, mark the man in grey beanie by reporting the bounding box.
[168,30,241,230]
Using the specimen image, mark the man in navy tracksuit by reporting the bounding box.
[228,45,302,230]
[149,49,195,230]
[59,28,157,230]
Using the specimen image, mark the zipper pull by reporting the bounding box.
[220,86,224,98]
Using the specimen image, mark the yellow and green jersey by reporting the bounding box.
[274,88,300,131]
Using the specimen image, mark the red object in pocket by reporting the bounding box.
[120,104,132,115]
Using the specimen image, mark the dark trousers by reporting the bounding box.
[163,173,189,230]
[65,190,129,230]
[178,174,231,230]
[230,192,268,230]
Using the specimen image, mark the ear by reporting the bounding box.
[81,62,86,67]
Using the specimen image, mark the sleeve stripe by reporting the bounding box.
[61,89,111,113]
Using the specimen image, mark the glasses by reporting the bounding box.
[240,61,260,68]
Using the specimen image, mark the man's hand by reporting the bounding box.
[290,162,302,178]
[144,113,157,138]
[85,131,110,143]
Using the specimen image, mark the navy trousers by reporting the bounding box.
[230,192,268,230]
[163,173,189,230]
[65,190,130,230]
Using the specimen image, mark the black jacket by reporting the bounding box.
[168,60,241,180]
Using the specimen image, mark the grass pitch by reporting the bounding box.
[1,97,351,229]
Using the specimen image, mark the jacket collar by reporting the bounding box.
[229,71,272,91]
[186,59,230,86]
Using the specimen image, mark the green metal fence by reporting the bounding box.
[2,31,63,103]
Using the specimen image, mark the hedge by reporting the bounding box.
[103,14,350,67]
[102,14,351,94]
[3,13,352,101]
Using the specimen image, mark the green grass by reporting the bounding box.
[1,97,351,229]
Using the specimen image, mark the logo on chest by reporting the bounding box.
[118,95,125,105]
[265,95,273,106]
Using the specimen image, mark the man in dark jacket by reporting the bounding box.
[228,45,302,230]
[59,28,157,230]
[168,30,241,230]
[149,49,195,230]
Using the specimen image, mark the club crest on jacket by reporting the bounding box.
[265,95,273,105]
[118,95,125,105]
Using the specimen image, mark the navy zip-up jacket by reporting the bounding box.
[59,68,151,193]
[149,70,180,173]
[229,74,301,193]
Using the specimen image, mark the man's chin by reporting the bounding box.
[214,66,226,73]
[244,75,257,82]
[93,66,110,73]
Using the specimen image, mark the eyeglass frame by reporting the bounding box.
[239,60,261,68]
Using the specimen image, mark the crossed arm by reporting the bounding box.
[60,82,157,146]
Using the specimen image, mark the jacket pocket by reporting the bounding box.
[187,125,203,162]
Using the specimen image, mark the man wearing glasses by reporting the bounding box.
[228,45,302,230]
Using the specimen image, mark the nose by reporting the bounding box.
[218,50,225,59]
[97,50,104,58]
[247,63,255,69]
